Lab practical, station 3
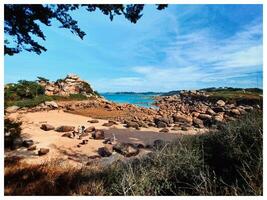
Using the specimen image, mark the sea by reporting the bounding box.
[100,92,162,108]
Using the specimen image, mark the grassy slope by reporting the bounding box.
[5,94,93,108]
[4,111,263,195]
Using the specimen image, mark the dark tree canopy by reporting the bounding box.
[4,4,167,56]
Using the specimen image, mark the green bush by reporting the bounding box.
[5,80,45,101]
[4,118,22,149]
[14,95,53,107]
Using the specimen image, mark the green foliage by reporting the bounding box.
[81,82,94,94]
[5,80,45,102]
[5,4,167,55]
[93,90,102,98]
[37,76,49,82]
[14,95,53,107]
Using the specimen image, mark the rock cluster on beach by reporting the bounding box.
[37,74,98,97]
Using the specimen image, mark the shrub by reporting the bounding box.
[5,80,45,101]
[14,95,53,107]
[4,118,22,149]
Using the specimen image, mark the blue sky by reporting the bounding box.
[4,4,263,92]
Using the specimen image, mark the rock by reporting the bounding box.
[206,108,216,115]
[154,117,170,128]
[238,108,246,115]
[198,114,212,120]
[181,126,193,131]
[22,139,34,147]
[213,113,224,123]
[159,128,169,133]
[108,120,118,125]
[38,148,49,156]
[156,121,167,128]
[216,100,226,107]
[6,106,20,113]
[173,114,192,124]
[213,107,225,113]
[126,146,139,157]
[126,121,139,129]
[98,144,113,157]
[40,124,55,131]
[55,125,75,132]
[12,137,23,149]
[44,101,58,108]
[102,122,115,127]
[113,143,139,157]
[87,119,99,123]
[171,127,181,131]
[92,130,105,140]
[61,132,72,138]
[84,126,95,133]
[193,118,204,128]
[27,145,36,151]
[231,109,241,115]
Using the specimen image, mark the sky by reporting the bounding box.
[4,4,263,92]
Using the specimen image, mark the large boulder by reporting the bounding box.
[173,114,192,124]
[231,108,241,116]
[22,139,34,148]
[216,100,226,107]
[126,121,139,129]
[154,117,170,128]
[206,108,216,115]
[159,128,169,133]
[55,125,75,132]
[87,119,99,123]
[92,130,105,140]
[38,148,49,156]
[113,143,139,157]
[198,114,212,120]
[193,118,204,128]
[213,113,224,123]
[84,126,95,133]
[5,106,20,113]
[44,101,58,108]
[40,124,55,131]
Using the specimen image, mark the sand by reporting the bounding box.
[5,110,207,166]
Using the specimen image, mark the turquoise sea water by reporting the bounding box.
[100,93,161,108]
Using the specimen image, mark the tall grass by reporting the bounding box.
[4,111,262,195]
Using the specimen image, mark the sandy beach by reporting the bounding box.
[5,110,206,166]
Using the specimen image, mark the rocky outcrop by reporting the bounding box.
[37,74,98,97]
